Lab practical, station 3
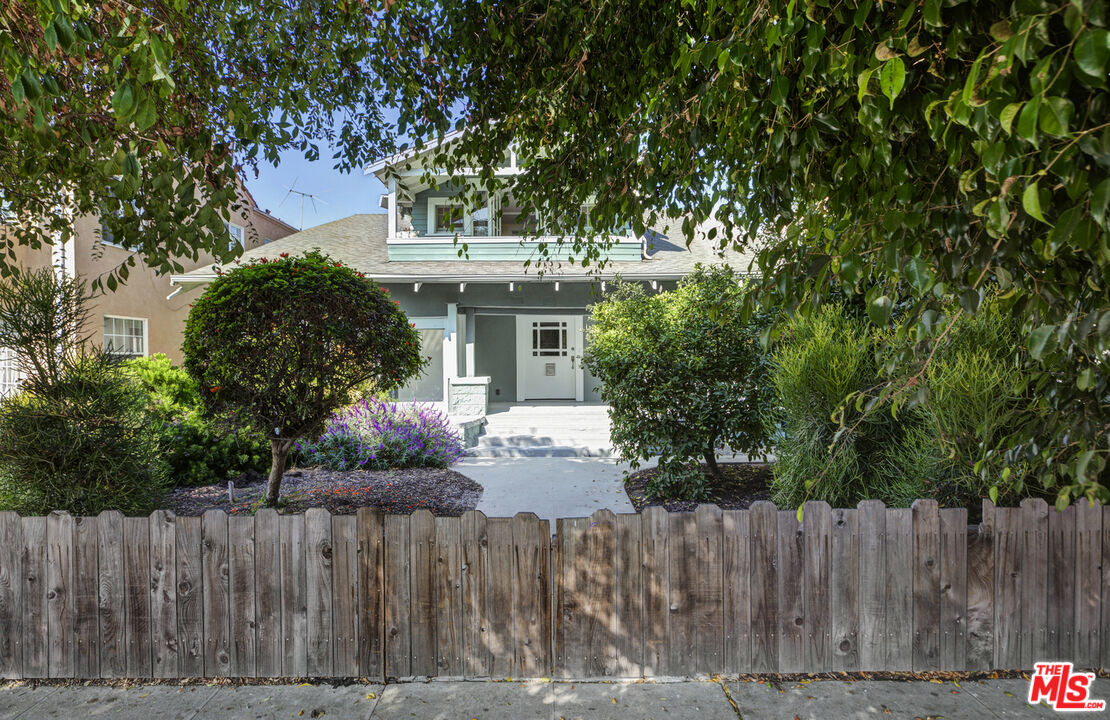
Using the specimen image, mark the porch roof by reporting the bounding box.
[169,214,757,289]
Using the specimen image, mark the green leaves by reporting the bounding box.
[1027,325,1056,360]
[878,56,906,108]
[110,82,135,119]
[904,257,934,293]
[1022,181,1047,223]
[868,295,893,325]
[1074,28,1109,78]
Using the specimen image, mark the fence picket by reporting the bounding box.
[459,510,489,678]
[149,511,178,678]
[73,516,99,679]
[829,507,859,671]
[46,511,75,678]
[912,500,941,671]
[229,515,257,677]
[749,502,778,673]
[96,511,126,678]
[304,508,333,677]
[254,509,282,677]
[939,508,967,670]
[409,509,437,677]
[175,515,204,677]
[332,514,359,677]
[0,512,21,679]
[695,505,723,674]
[279,513,307,677]
[802,502,831,671]
[1074,501,1100,669]
[356,508,385,680]
[965,502,995,671]
[776,509,804,673]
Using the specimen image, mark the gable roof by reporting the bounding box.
[169,214,757,288]
[363,129,469,177]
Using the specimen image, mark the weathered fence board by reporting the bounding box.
[2,501,1108,680]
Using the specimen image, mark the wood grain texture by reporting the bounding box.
[777,509,804,673]
[668,511,696,674]
[614,512,643,678]
[433,516,462,677]
[409,510,437,677]
[857,501,886,670]
[331,515,359,678]
[175,515,204,677]
[201,510,230,677]
[912,500,941,671]
[749,502,778,673]
[1073,501,1100,669]
[722,509,751,674]
[512,513,550,678]
[123,517,152,678]
[1047,505,1077,662]
[304,509,333,677]
[279,514,307,677]
[149,511,178,678]
[939,508,967,670]
[641,507,669,676]
[228,515,257,677]
[46,512,75,678]
[356,508,384,680]
[485,517,515,678]
[965,502,995,672]
[829,507,859,671]
[884,508,913,670]
[694,505,723,674]
[0,512,22,679]
[96,511,126,679]
[994,507,1022,669]
[253,510,282,678]
[1020,499,1049,668]
[72,516,99,679]
[383,513,410,678]
[459,510,489,678]
[802,502,831,671]
[21,516,47,679]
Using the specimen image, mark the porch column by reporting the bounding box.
[443,303,459,393]
[387,178,397,239]
[464,312,476,377]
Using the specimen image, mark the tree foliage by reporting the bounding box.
[400,0,1110,503]
[584,265,771,499]
[182,250,425,505]
[0,0,434,287]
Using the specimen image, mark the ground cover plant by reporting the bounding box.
[296,398,464,472]
[183,251,425,506]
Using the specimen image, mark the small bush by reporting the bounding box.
[584,265,771,500]
[0,353,169,515]
[123,354,269,487]
[296,398,464,471]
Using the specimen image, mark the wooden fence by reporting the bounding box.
[0,498,1104,680]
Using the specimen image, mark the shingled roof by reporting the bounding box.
[170,213,757,287]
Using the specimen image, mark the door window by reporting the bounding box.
[532,321,568,357]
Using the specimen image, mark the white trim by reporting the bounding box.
[444,303,458,395]
[515,314,583,401]
[387,179,397,239]
[387,234,641,245]
[226,220,245,253]
[363,128,470,176]
[103,315,148,358]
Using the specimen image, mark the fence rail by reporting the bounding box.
[0,498,1104,680]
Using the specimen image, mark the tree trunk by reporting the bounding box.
[266,438,295,507]
[704,442,723,480]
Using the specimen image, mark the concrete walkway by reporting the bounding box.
[459,456,636,521]
[0,678,1095,719]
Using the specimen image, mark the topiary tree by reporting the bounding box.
[584,265,771,499]
[183,251,425,506]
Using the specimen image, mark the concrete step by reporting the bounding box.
[466,443,615,458]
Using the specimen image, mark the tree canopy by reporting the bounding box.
[182,251,425,505]
[398,0,1110,503]
[0,0,434,287]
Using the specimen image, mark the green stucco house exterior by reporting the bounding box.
[171,136,754,411]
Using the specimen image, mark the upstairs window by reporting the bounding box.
[432,203,465,235]
[226,221,245,252]
[104,316,146,359]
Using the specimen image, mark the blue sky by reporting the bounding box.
[247,149,386,231]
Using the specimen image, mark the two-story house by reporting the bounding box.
[1,185,295,395]
[169,135,754,411]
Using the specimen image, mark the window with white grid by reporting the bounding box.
[103,316,146,359]
[0,346,21,398]
[226,221,245,252]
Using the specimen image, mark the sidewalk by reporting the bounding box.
[2,677,1096,719]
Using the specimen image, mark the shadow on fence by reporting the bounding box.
[0,498,1103,680]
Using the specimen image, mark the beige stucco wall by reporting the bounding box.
[6,201,296,364]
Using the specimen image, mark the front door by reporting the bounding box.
[522,316,577,399]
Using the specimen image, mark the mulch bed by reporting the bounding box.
[163,466,483,517]
[624,462,774,512]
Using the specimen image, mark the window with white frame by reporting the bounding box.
[0,346,21,398]
[226,221,245,252]
[427,194,489,236]
[104,316,147,358]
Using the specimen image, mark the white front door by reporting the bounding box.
[520,315,579,399]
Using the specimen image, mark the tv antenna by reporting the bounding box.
[280,179,327,230]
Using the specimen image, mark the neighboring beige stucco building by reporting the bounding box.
[3,186,296,368]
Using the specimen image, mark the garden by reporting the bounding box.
[586,265,1101,519]
[0,254,479,519]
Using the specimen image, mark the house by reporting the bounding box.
[169,138,755,412]
[1,185,296,395]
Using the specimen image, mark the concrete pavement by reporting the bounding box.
[2,677,1099,719]
[460,456,636,521]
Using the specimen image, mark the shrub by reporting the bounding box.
[766,303,932,508]
[0,353,168,515]
[584,265,771,499]
[183,251,426,505]
[0,269,168,514]
[124,355,269,487]
[296,398,464,471]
